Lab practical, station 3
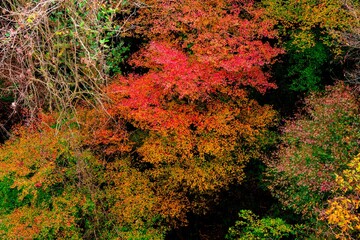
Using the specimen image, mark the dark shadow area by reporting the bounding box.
[165,159,289,240]
[0,100,21,144]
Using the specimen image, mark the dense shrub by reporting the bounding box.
[266,82,360,238]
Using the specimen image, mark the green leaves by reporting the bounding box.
[287,41,330,91]
[226,210,300,240]
[262,0,359,92]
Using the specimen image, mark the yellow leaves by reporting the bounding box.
[263,0,359,52]
[0,113,169,237]
[198,136,232,158]
[0,115,89,206]
[54,30,64,35]
[26,13,37,24]
[292,31,316,50]
[324,154,360,239]
[117,95,276,221]
[138,132,193,165]
[105,160,169,228]
[0,128,60,180]
[326,198,360,236]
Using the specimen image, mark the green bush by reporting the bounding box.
[226,210,300,240]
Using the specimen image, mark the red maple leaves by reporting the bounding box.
[93,0,280,222]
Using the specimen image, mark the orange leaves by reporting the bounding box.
[127,0,282,92]
[107,85,276,200]
[0,126,66,197]
[0,192,86,239]
[79,108,132,157]
[0,111,171,238]
[326,197,360,236]
[0,1,281,235]
[103,1,280,218]
[104,158,188,229]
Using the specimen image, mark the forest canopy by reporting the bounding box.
[0,0,359,239]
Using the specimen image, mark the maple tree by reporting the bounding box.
[128,0,282,91]
[0,118,87,238]
[0,0,284,237]
[101,0,282,225]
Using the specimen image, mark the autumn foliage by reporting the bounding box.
[0,0,283,237]
[130,0,282,92]
[0,0,359,239]
[267,83,360,237]
[102,0,280,223]
[325,154,360,239]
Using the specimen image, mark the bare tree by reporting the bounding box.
[341,0,360,86]
[0,0,137,120]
